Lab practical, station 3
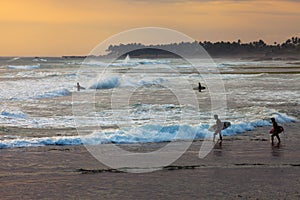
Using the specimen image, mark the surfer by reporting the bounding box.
[76,82,85,91]
[270,117,281,145]
[213,114,223,143]
[198,82,206,92]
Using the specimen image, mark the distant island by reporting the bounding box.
[102,37,300,60]
[61,37,300,60]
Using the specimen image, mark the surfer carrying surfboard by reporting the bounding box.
[208,116,231,144]
[270,117,282,145]
[213,114,223,143]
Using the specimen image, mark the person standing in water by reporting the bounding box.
[198,82,202,92]
[198,82,206,92]
[270,117,281,145]
[77,82,81,91]
[76,82,85,91]
[213,114,223,143]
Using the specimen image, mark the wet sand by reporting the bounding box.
[0,122,299,199]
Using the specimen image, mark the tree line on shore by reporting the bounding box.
[105,37,300,58]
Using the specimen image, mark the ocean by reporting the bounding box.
[0,56,298,148]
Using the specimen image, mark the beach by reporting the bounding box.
[0,121,300,199]
[1,0,300,198]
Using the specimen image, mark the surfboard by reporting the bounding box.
[208,124,216,132]
[223,121,231,129]
[208,121,231,132]
[269,126,284,134]
[193,86,206,90]
[75,86,85,90]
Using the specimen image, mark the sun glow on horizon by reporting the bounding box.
[0,0,299,56]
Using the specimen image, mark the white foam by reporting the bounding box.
[20,71,62,78]
[83,59,170,67]
[0,136,82,149]
[32,58,47,62]
[0,105,75,128]
[8,65,40,69]
[35,88,71,99]
[0,111,296,149]
[88,76,167,90]
[89,76,120,89]
[0,108,28,119]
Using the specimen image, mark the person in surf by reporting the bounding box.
[213,114,223,143]
[270,117,282,145]
[198,82,206,92]
[77,82,85,91]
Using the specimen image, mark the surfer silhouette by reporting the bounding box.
[198,82,206,92]
[77,82,85,91]
[270,117,281,146]
[213,114,223,143]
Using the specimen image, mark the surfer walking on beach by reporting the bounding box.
[213,114,223,143]
[270,117,281,145]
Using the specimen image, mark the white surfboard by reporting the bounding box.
[208,121,231,132]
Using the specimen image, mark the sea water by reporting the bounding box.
[0,57,298,148]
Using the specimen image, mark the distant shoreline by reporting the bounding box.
[1,37,300,60]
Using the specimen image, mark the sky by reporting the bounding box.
[0,0,299,56]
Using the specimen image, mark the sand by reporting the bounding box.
[0,121,299,200]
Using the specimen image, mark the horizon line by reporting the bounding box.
[1,36,299,57]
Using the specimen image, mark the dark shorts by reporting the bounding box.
[271,132,280,137]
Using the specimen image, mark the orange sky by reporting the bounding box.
[0,0,299,56]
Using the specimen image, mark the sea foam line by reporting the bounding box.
[0,113,296,149]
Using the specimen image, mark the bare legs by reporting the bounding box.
[213,130,222,143]
[271,133,281,145]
